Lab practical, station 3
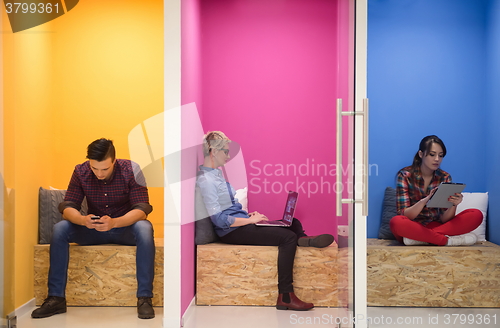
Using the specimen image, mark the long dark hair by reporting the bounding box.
[408,135,447,174]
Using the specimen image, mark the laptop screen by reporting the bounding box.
[282,191,298,224]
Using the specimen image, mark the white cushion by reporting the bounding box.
[456,192,488,241]
[235,187,248,213]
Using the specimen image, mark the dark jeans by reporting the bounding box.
[48,220,155,298]
[219,218,306,294]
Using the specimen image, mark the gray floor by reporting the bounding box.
[16,305,500,328]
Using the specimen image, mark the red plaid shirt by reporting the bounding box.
[59,159,152,218]
[396,166,451,225]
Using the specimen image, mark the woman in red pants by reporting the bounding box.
[390,135,483,246]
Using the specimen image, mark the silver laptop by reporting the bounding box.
[255,191,298,227]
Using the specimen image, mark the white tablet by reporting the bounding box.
[426,182,466,208]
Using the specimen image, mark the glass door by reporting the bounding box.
[353,1,368,327]
[336,1,368,327]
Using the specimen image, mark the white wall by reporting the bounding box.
[163,0,182,327]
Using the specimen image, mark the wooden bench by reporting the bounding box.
[33,239,164,307]
[367,238,500,307]
[196,242,339,307]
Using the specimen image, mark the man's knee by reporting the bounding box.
[132,220,154,239]
[52,220,72,237]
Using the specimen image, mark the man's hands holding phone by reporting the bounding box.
[86,214,115,231]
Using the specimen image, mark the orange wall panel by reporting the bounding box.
[2,0,164,309]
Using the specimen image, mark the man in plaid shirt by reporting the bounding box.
[32,138,156,319]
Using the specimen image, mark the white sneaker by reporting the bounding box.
[446,233,477,246]
[403,237,430,246]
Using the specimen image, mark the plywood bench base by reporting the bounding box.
[196,242,338,307]
[367,238,500,307]
[34,240,164,307]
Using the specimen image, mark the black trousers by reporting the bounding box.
[219,218,307,294]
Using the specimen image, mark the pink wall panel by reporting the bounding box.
[181,0,202,317]
[181,0,354,317]
[199,0,352,237]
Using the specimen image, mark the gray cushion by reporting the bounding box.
[378,186,397,240]
[38,187,88,244]
[195,187,219,245]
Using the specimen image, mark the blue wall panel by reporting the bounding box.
[486,0,500,244]
[368,0,489,238]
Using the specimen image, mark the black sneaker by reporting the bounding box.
[298,234,335,248]
[31,296,67,318]
[137,297,155,319]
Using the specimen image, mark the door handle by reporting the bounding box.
[335,98,369,216]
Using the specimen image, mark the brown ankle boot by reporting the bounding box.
[276,292,314,311]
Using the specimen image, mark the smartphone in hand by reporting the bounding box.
[91,215,103,224]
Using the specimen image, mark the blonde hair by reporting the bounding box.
[203,131,231,157]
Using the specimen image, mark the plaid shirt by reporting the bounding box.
[59,159,152,218]
[396,166,451,225]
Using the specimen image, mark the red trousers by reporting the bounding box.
[389,209,483,246]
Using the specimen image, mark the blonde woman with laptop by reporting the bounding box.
[196,131,334,311]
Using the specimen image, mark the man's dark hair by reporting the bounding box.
[87,138,116,162]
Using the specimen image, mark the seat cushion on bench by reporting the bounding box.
[378,187,397,239]
[194,187,248,245]
[38,187,88,244]
[456,192,488,241]
[194,187,219,245]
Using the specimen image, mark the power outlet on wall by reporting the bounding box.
[337,225,349,248]
[337,225,348,236]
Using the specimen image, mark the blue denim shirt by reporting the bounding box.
[196,166,249,237]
